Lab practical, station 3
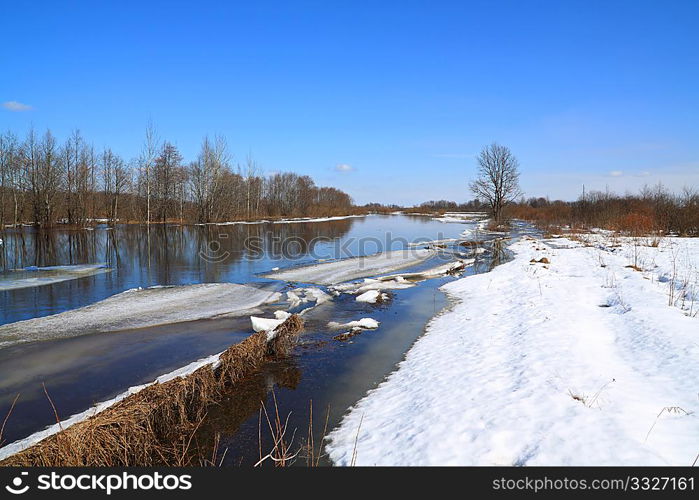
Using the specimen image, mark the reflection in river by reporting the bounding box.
[0,219,356,326]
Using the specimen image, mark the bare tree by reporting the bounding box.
[244,154,261,218]
[23,129,64,226]
[0,131,20,227]
[139,121,159,224]
[470,143,522,224]
[101,148,129,224]
[188,135,230,223]
[62,129,87,225]
[153,142,182,222]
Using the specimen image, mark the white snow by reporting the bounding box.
[213,214,366,226]
[251,311,297,340]
[331,276,416,295]
[408,238,459,247]
[329,259,472,296]
[326,236,699,466]
[355,290,384,303]
[433,212,488,224]
[286,287,332,308]
[464,247,486,255]
[327,318,380,330]
[386,260,471,280]
[0,264,113,292]
[262,249,434,285]
[250,314,288,333]
[0,283,281,348]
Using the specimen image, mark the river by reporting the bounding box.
[0,214,518,464]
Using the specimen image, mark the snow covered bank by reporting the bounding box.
[433,212,488,224]
[0,283,280,348]
[326,236,699,466]
[209,214,367,226]
[0,264,113,292]
[262,249,434,285]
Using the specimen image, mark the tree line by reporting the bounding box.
[510,184,699,236]
[0,125,355,227]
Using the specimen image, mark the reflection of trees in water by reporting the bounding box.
[0,220,354,282]
[197,220,352,256]
[402,214,438,224]
[489,238,511,271]
[0,228,100,271]
[256,219,353,260]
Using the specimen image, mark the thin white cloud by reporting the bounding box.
[608,170,624,177]
[2,100,33,112]
[335,163,354,173]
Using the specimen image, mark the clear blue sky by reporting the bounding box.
[2,0,697,205]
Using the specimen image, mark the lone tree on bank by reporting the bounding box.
[470,143,522,224]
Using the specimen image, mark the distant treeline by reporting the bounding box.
[509,185,699,236]
[405,199,487,213]
[0,126,360,227]
[409,186,698,236]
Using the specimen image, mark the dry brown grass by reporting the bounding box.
[333,327,363,342]
[0,315,304,467]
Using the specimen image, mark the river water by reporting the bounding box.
[0,214,517,464]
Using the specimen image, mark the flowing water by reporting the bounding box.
[0,214,526,463]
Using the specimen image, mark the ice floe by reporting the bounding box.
[0,283,281,348]
[330,259,472,296]
[0,264,113,292]
[286,287,332,307]
[210,214,367,226]
[262,249,434,285]
[355,290,386,303]
[327,318,380,330]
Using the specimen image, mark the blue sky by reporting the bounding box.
[1,1,697,205]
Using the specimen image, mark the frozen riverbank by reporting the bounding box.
[326,235,699,465]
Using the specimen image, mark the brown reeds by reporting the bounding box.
[0,315,304,467]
